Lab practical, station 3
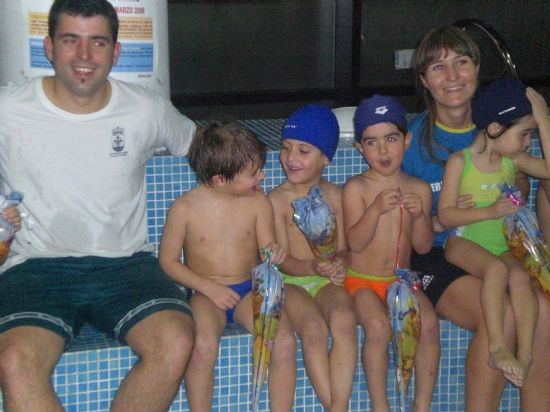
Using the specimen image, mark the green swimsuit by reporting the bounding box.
[448,148,515,256]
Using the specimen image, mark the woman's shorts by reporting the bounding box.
[411,247,467,307]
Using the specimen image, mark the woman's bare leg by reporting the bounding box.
[520,287,550,411]
[436,275,511,411]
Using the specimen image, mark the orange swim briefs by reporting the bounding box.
[344,268,397,301]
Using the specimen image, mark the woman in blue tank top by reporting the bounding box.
[403,26,550,411]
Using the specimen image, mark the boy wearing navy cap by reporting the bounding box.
[343,95,440,412]
[269,104,357,411]
[438,79,550,387]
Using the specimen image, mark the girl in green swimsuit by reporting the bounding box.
[438,78,550,388]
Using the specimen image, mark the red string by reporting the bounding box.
[395,188,404,270]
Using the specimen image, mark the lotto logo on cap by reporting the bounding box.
[354,95,407,141]
[375,106,389,115]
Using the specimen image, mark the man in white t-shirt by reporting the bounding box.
[0,1,196,411]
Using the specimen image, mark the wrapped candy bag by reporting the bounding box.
[386,268,421,412]
[0,192,23,262]
[251,249,285,411]
[292,184,338,261]
[502,183,550,298]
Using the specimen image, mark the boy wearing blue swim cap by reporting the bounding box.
[343,95,439,412]
[268,104,357,411]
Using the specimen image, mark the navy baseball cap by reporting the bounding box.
[472,78,531,130]
[282,104,340,161]
[354,95,407,141]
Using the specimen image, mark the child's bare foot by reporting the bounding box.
[488,347,524,387]
[517,353,533,384]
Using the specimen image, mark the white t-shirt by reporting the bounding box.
[0,77,196,271]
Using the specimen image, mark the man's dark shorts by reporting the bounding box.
[411,247,467,307]
[0,252,191,343]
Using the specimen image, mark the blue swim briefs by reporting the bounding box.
[226,279,252,323]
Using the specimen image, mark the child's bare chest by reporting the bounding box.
[189,202,257,241]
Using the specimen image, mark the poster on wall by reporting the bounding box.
[0,0,170,97]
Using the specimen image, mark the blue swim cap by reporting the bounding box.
[354,95,407,142]
[281,104,340,161]
[472,78,531,130]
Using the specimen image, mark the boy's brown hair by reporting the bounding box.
[188,119,266,185]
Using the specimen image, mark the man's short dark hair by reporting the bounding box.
[48,0,119,43]
[188,119,267,185]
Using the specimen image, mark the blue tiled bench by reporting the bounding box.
[43,319,520,412]
[1,118,531,411]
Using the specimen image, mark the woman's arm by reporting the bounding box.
[408,182,434,254]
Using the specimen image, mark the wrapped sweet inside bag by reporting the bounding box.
[387,268,421,412]
[292,184,338,261]
[502,183,550,298]
[251,249,285,411]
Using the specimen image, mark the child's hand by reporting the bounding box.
[400,192,423,219]
[313,259,334,277]
[328,257,346,286]
[2,207,21,233]
[264,243,286,265]
[205,282,241,311]
[432,215,445,233]
[527,87,550,125]
[457,194,475,209]
[314,257,346,285]
[487,198,519,219]
[372,188,400,215]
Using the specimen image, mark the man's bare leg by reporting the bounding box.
[0,326,65,412]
